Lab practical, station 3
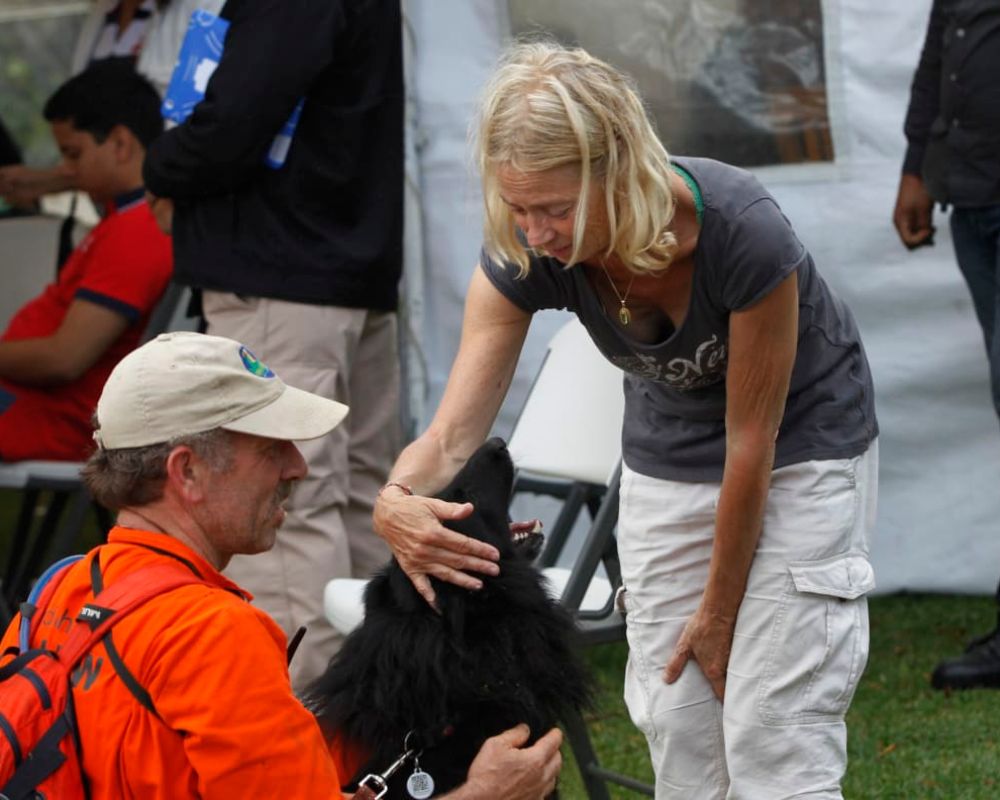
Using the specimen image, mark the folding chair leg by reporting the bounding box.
[44,489,92,568]
[539,482,589,568]
[563,707,612,800]
[565,706,656,798]
[561,465,620,612]
[6,490,70,607]
[0,594,12,629]
[3,487,40,594]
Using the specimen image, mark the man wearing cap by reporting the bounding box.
[0,332,563,799]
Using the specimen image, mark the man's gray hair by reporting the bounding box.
[82,427,234,511]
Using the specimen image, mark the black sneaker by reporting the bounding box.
[931,626,1000,690]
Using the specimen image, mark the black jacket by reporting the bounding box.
[143,0,404,310]
[902,0,1000,207]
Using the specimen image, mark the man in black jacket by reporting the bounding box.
[893,0,1000,690]
[143,0,403,690]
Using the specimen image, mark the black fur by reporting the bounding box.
[305,438,592,798]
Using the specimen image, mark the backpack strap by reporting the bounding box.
[85,554,162,717]
[86,546,245,720]
[17,547,208,718]
[57,562,206,670]
[1,712,74,798]
[19,554,86,652]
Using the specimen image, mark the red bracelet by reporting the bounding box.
[377,481,413,499]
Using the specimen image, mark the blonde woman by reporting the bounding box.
[375,41,878,799]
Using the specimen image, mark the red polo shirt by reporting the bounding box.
[0,190,172,461]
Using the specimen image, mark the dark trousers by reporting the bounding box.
[951,204,1000,599]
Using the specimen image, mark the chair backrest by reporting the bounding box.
[508,318,625,486]
[504,318,626,632]
[141,282,195,344]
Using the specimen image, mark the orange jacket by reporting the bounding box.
[0,527,342,799]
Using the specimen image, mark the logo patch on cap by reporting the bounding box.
[239,345,275,378]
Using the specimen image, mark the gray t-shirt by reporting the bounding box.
[481,157,878,481]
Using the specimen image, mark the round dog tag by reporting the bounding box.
[406,767,435,799]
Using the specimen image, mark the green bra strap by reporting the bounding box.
[672,163,704,227]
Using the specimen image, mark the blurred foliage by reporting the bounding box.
[1,9,88,165]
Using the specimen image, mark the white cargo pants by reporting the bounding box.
[617,444,877,799]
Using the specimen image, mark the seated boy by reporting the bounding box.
[0,60,172,462]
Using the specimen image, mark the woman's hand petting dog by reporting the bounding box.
[453,724,563,799]
[373,485,500,608]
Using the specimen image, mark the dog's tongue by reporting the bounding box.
[509,519,543,535]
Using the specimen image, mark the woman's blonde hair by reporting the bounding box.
[474,40,677,277]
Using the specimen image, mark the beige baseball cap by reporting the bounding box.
[93,332,349,449]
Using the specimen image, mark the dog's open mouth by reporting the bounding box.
[509,518,544,560]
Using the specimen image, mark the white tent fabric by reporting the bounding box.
[406,0,1000,594]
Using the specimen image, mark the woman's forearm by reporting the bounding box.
[701,435,776,618]
[386,428,479,498]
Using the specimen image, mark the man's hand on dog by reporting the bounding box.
[663,604,736,700]
[455,724,563,799]
[374,486,500,608]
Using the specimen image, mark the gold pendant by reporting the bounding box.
[618,305,631,326]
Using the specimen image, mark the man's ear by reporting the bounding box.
[164,445,209,504]
[106,124,141,163]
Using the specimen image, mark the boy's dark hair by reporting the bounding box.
[43,58,163,148]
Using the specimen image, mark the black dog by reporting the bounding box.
[305,437,591,798]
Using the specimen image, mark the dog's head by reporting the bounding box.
[309,435,592,797]
[435,437,543,561]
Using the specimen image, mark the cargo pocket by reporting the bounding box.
[758,553,875,725]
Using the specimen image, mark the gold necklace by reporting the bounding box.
[600,265,637,326]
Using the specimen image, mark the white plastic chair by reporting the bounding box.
[507,317,624,488]
[324,317,625,632]
[322,551,619,636]
[507,317,624,576]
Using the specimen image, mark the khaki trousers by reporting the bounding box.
[203,291,400,691]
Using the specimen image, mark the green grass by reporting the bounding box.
[5,490,1000,798]
[845,594,1000,799]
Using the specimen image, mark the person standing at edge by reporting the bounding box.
[141,0,404,690]
[893,0,1000,691]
